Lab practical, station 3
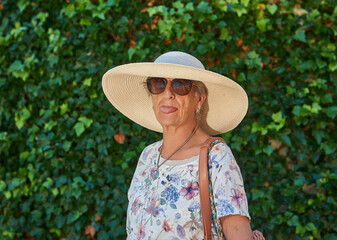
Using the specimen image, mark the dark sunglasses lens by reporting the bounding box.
[172,79,192,95]
[147,77,166,94]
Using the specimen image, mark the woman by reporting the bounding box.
[102,51,264,240]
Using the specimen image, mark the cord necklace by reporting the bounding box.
[151,123,199,180]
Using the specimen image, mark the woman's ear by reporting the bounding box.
[198,95,207,110]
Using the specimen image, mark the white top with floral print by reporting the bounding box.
[126,140,250,240]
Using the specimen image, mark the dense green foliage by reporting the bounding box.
[1,0,337,239]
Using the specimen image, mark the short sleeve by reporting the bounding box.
[208,141,250,220]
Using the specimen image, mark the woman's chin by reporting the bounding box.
[158,119,179,129]
[158,118,194,131]
[157,116,182,129]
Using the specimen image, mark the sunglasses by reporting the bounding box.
[146,77,193,96]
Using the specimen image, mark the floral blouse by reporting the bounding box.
[126,140,250,240]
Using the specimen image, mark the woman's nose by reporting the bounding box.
[162,79,175,98]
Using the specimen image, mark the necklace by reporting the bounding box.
[151,124,199,180]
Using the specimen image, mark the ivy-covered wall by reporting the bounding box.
[1,0,336,239]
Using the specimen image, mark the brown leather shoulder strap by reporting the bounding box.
[199,137,225,240]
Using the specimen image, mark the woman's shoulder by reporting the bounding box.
[142,139,162,153]
[209,138,228,153]
[138,139,162,162]
[208,139,244,182]
[208,139,235,164]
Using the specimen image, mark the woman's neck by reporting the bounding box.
[160,123,209,159]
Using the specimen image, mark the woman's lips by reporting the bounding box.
[160,106,178,114]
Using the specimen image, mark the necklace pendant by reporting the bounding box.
[151,169,159,180]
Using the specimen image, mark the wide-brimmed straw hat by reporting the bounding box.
[102,51,248,135]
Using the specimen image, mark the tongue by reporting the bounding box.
[160,106,177,114]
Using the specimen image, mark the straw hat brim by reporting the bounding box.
[102,62,248,135]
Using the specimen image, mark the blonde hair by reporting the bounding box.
[193,81,208,98]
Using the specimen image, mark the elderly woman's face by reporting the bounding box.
[151,78,205,129]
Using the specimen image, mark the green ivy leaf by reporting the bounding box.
[287,215,300,227]
[36,12,49,23]
[63,141,72,152]
[2,231,15,238]
[92,10,106,20]
[67,211,82,223]
[280,134,292,146]
[31,210,43,221]
[158,19,175,38]
[185,2,194,11]
[17,0,29,12]
[266,4,278,15]
[219,29,231,41]
[20,151,29,159]
[128,48,136,60]
[294,176,305,187]
[237,72,246,82]
[49,228,62,237]
[305,222,316,231]
[89,89,98,99]
[251,188,264,200]
[0,131,8,141]
[256,18,270,32]
[60,103,69,115]
[241,0,250,7]
[42,177,53,189]
[0,180,6,192]
[234,6,247,17]
[61,4,76,18]
[321,142,336,155]
[313,130,325,144]
[80,18,91,26]
[123,151,136,162]
[310,102,321,114]
[263,145,273,155]
[51,188,59,196]
[15,113,25,129]
[329,61,337,72]
[292,106,301,116]
[323,106,337,119]
[316,59,327,69]
[44,120,57,131]
[107,0,118,7]
[79,116,93,128]
[4,191,12,199]
[197,1,212,13]
[73,122,85,136]
[294,29,306,42]
[172,1,183,9]
[9,178,21,190]
[0,78,5,87]
[72,188,82,199]
[8,60,29,80]
[272,111,284,123]
[83,77,92,86]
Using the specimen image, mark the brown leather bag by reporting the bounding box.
[199,138,265,240]
[199,137,225,240]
